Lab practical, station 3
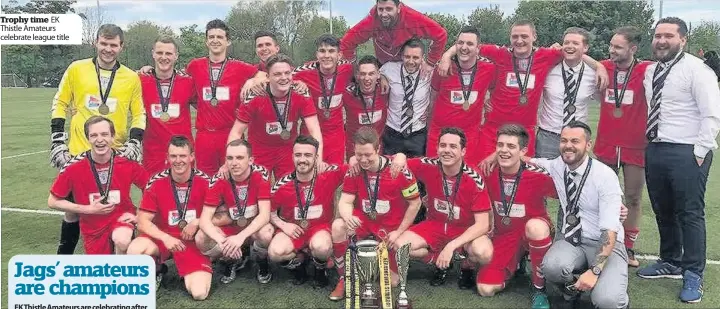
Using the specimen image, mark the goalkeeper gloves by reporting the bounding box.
[118,138,142,162]
[50,132,72,169]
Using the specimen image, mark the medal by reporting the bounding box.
[210,98,218,106]
[324,110,331,119]
[368,210,377,220]
[318,67,337,121]
[229,174,253,230]
[269,84,293,140]
[160,112,170,122]
[566,104,577,114]
[440,161,463,223]
[299,219,309,229]
[178,219,188,230]
[208,59,228,108]
[98,104,110,115]
[94,57,119,117]
[566,214,578,226]
[236,217,248,227]
[501,216,511,226]
[613,59,636,115]
[88,150,115,206]
[171,170,195,232]
[280,130,291,140]
[613,108,623,118]
[519,95,528,105]
[405,108,414,118]
[154,69,176,122]
[455,57,477,112]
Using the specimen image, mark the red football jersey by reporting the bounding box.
[139,169,211,238]
[342,157,419,229]
[237,89,316,148]
[271,165,347,229]
[204,165,271,222]
[430,58,496,132]
[486,164,556,234]
[596,60,652,149]
[407,158,491,228]
[185,57,259,131]
[293,62,354,132]
[343,83,388,142]
[140,71,195,150]
[50,153,149,236]
[480,46,563,127]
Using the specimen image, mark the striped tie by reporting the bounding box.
[563,67,577,127]
[564,170,582,246]
[400,75,414,135]
[646,63,668,141]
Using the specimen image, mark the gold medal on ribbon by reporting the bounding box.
[178,219,188,230]
[160,112,170,122]
[462,100,470,111]
[98,104,110,115]
[501,216,511,226]
[613,108,623,118]
[281,130,291,140]
[299,219,309,229]
[236,217,248,227]
[210,98,219,106]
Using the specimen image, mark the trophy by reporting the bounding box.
[355,239,380,309]
[395,243,412,309]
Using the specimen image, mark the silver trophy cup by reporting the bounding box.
[396,243,412,309]
[355,239,380,308]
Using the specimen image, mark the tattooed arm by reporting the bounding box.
[593,229,617,271]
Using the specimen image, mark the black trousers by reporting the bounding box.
[382,126,428,223]
[645,142,713,276]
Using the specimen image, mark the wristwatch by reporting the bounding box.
[591,265,602,276]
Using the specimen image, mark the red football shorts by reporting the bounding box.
[137,235,212,277]
[408,220,467,251]
[476,216,552,285]
[349,209,400,240]
[594,143,645,168]
[276,223,331,252]
[478,123,537,161]
[219,224,243,238]
[82,220,134,255]
[252,145,295,179]
[427,125,482,166]
[323,130,346,166]
[195,129,231,176]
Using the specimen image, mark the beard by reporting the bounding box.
[653,43,682,62]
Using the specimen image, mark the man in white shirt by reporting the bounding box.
[637,17,720,304]
[531,121,628,309]
[379,37,432,157]
[536,27,598,159]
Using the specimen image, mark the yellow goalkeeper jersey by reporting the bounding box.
[51,58,146,156]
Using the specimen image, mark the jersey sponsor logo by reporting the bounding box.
[150,103,181,118]
[492,201,526,218]
[362,199,390,214]
[85,94,118,113]
[89,190,120,205]
[230,204,258,219]
[604,89,634,105]
[358,110,382,125]
[266,121,294,135]
[433,198,460,220]
[449,90,478,105]
[201,86,229,101]
[317,94,343,109]
[168,209,197,226]
[294,204,323,220]
[505,73,536,89]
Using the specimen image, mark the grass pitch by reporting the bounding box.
[2,88,719,308]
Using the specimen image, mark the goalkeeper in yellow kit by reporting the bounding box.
[49,24,146,255]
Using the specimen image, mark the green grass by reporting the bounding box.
[2,87,719,308]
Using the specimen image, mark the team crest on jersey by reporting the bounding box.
[211,68,220,81]
[367,176,378,190]
[176,187,188,202]
[160,84,170,97]
[502,179,516,196]
[303,186,314,203]
[444,179,455,194]
[461,73,472,85]
[275,103,286,115]
[616,71,628,84]
[237,186,248,201]
[98,169,109,185]
[516,58,530,71]
[100,76,110,92]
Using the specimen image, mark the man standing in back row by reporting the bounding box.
[341,0,447,73]
[595,26,653,267]
[637,17,720,304]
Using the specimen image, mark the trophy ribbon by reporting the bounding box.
[378,242,392,309]
[345,244,356,309]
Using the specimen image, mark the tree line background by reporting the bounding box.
[2,0,719,87]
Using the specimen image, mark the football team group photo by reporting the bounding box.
[3,0,720,308]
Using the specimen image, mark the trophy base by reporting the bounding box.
[360,295,380,309]
[395,299,412,309]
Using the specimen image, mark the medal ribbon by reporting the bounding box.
[93,57,120,106]
[439,162,463,221]
[229,171,252,218]
[499,163,525,218]
[268,84,293,133]
[511,50,535,99]
[563,158,593,216]
[87,150,115,203]
[560,62,586,105]
[400,66,421,106]
[318,65,338,114]
[454,56,478,104]
[358,84,378,125]
[293,170,317,221]
[208,58,228,101]
[171,170,194,220]
[362,156,386,216]
[153,69,176,113]
[612,59,636,109]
